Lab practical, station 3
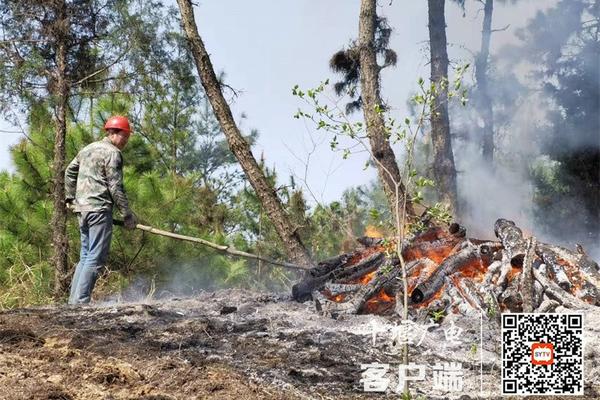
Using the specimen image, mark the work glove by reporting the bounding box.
[124,212,138,230]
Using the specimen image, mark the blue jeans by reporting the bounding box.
[68,211,113,304]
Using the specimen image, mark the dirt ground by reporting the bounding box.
[0,291,364,400]
[0,290,598,400]
[0,309,294,400]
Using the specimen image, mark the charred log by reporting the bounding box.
[292,275,331,303]
[318,259,429,318]
[324,283,363,296]
[448,222,467,238]
[446,277,478,315]
[538,248,572,291]
[483,260,502,286]
[292,251,384,302]
[494,218,527,264]
[499,277,523,312]
[538,243,600,286]
[521,237,536,312]
[298,221,599,317]
[453,276,487,312]
[336,252,385,282]
[315,259,404,317]
[357,236,384,248]
[310,253,352,277]
[495,252,513,293]
[410,242,491,304]
[536,297,560,313]
[578,280,600,306]
[533,269,591,310]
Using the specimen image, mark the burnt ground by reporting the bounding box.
[0,289,599,400]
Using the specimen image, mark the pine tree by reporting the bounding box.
[0,0,122,297]
[522,0,600,245]
[428,0,459,215]
[176,0,314,268]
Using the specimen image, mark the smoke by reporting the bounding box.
[97,258,294,305]
[96,264,218,305]
[445,0,600,260]
[154,262,225,298]
[456,142,533,241]
[453,87,545,238]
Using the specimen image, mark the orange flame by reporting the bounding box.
[364,225,384,238]
[358,270,377,284]
[332,294,345,302]
[363,289,396,313]
[378,289,394,302]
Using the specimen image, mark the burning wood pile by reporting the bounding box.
[292,219,600,318]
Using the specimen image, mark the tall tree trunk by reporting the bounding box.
[476,0,494,163]
[176,0,313,268]
[358,0,416,224]
[51,0,70,298]
[427,0,458,216]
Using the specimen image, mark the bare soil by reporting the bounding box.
[0,289,598,400]
[0,291,359,400]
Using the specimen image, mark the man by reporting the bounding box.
[65,115,137,304]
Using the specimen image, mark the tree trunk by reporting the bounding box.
[427,0,458,215]
[176,0,313,268]
[476,0,495,163]
[51,0,70,298]
[358,0,416,224]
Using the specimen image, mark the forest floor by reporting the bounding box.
[0,289,598,400]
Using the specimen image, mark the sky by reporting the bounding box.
[192,0,554,205]
[0,0,554,205]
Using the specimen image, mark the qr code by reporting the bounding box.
[502,313,584,395]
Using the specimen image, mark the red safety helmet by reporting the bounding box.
[104,116,132,135]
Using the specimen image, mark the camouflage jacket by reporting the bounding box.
[65,137,132,216]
